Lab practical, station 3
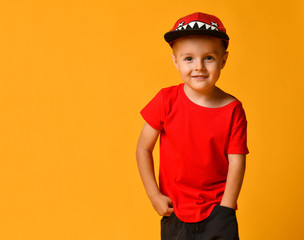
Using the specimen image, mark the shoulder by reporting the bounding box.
[144,84,181,109]
[225,94,245,114]
[215,88,240,108]
[224,94,237,105]
[228,97,247,125]
[157,84,182,103]
[217,89,246,118]
[159,84,181,95]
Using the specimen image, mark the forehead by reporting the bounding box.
[172,35,225,55]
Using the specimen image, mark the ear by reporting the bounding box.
[171,53,179,71]
[221,51,229,69]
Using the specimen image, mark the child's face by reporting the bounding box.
[171,36,228,95]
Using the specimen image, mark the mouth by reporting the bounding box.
[191,75,208,80]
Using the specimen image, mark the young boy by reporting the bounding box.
[136,12,249,240]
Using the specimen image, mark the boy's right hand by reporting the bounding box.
[150,193,174,216]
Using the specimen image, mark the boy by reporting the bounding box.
[136,12,249,240]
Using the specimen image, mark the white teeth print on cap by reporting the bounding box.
[175,21,219,31]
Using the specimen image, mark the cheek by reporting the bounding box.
[207,63,221,73]
[179,65,191,75]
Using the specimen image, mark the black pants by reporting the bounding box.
[161,205,239,240]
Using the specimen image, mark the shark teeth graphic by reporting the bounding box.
[175,21,219,31]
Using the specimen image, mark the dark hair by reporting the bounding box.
[222,40,228,50]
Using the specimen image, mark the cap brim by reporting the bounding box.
[164,29,229,44]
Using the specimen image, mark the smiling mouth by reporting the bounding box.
[192,75,208,79]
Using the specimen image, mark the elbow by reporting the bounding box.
[136,144,152,163]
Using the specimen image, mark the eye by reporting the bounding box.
[205,56,215,61]
[184,57,193,61]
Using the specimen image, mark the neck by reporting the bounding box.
[183,84,225,108]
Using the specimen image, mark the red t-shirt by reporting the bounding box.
[140,84,249,223]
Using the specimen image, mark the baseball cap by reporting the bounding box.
[164,12,229,48]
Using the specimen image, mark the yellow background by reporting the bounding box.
[0,0,303,239]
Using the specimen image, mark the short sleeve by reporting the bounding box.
[140,90,165,130]
[227,104,249,154]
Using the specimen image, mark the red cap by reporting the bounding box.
[164,12,229,48]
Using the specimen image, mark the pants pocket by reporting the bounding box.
[161,212,188,240]
[215,205,236,214]
[204,205,239,240]
[161,212,176,225]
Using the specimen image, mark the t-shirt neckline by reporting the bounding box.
[179,83,238,110]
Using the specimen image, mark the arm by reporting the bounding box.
[220,154,246,209]
[136,123,174,216]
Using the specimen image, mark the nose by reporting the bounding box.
[195,60,205,71]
